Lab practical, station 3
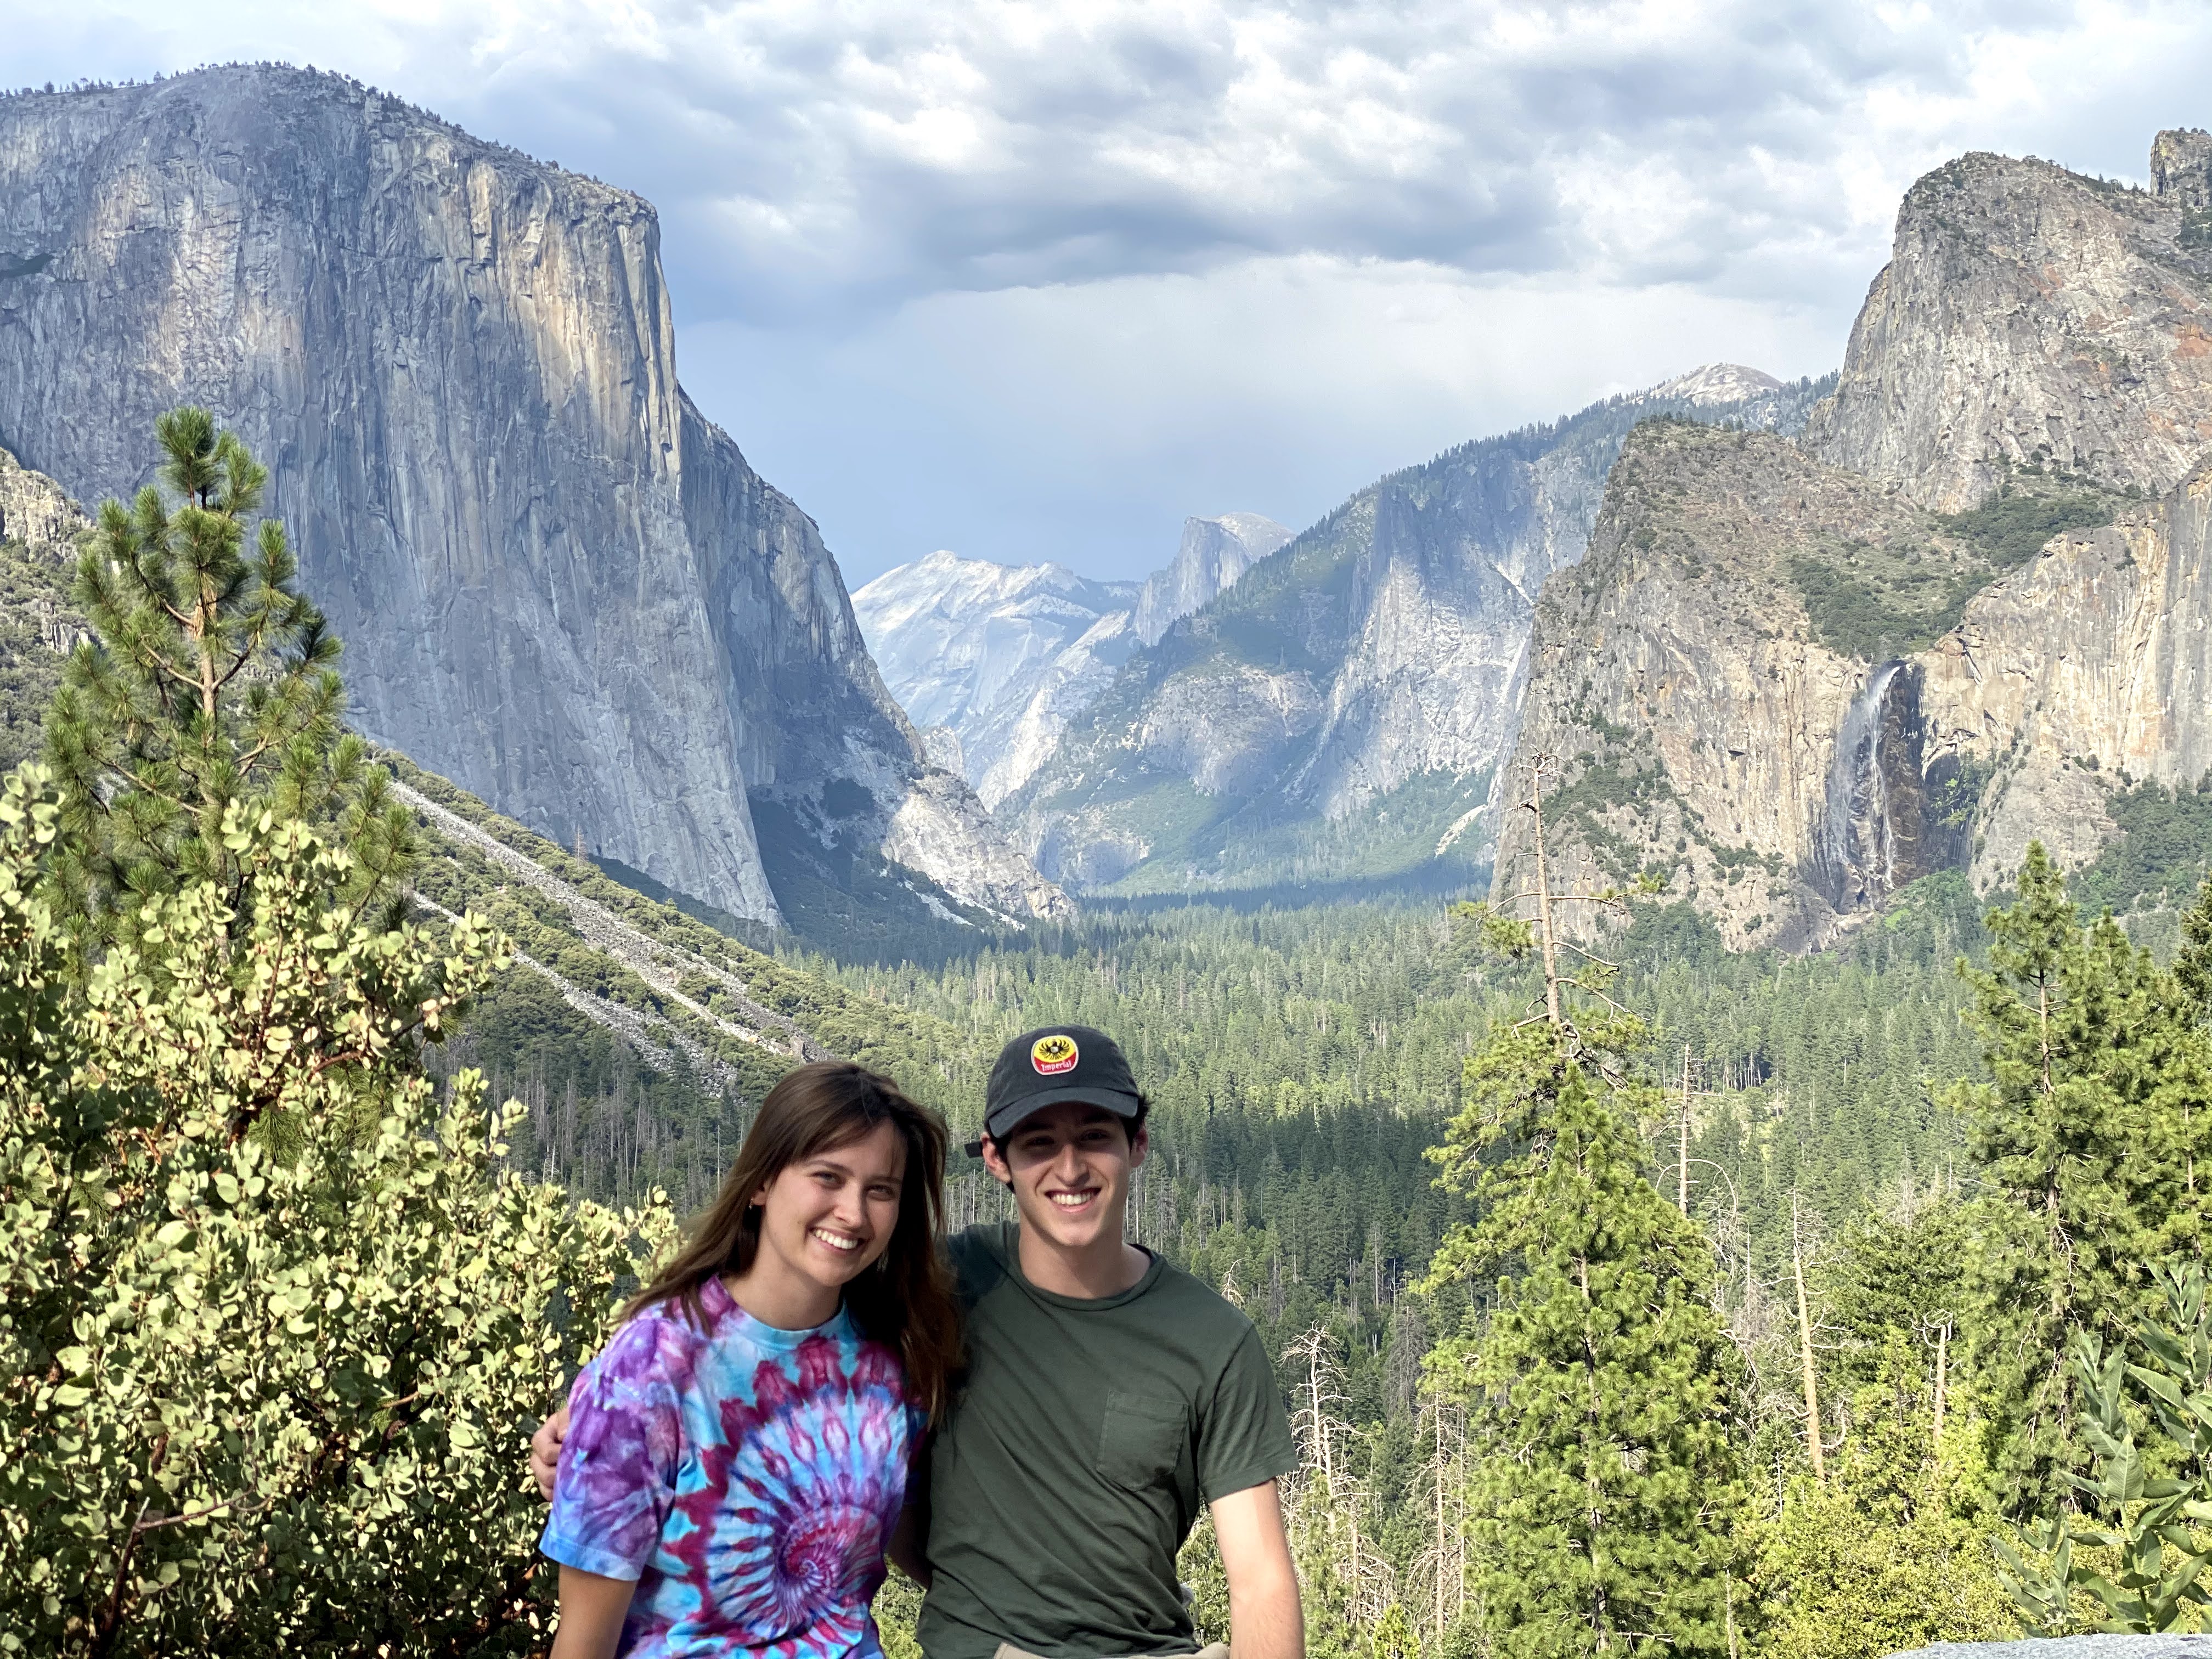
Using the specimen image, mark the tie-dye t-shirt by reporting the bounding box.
[541,1277,922,1659]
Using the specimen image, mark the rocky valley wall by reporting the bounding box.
[1918,469,2212,885]
[0,65,1064,931]
[1494,132,2212,949]
[1006,368,1831,894]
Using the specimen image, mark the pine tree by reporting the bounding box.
[42,408,413,943]
[1420,1020,1750,1657]
[1950,843,2212,1511]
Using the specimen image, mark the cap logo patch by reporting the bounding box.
[1031,1033,1080,1075]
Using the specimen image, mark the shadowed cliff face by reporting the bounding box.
[1807,140,2212,511]
[1812,662,1971,915]
[0,65,1066,930]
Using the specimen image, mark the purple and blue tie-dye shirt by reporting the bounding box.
[541,1276,923,1659]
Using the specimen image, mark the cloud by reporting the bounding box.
[12,0,2204,326]
[5,0,2211,582]
[374,0,2134,321]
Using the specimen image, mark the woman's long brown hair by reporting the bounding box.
[624,1061,962,1422]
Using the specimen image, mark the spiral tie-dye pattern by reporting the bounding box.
[542,1286,921,1659]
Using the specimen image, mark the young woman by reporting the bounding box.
[541,1062,960,1659]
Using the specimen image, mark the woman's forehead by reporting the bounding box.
[800,1118,907,1174]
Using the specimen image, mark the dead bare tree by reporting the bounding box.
[1458,751,1662,1068]
[1655,1043,1718,1212]
[1408,1397,1469,1653]
[1789,1192,1837,1482]
[1280,1327,1397,1632]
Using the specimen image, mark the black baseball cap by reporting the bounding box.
[971,1024,1143,1153]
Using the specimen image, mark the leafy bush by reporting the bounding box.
[1997,1263,2212,1634]
[1752,1335,2012,1658]
[0,766,669,1656]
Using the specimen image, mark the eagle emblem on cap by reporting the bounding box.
[1031,1033,1080,1075]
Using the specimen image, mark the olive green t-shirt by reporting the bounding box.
[913,1222,1297,1659]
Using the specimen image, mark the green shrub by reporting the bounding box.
[0,766,670,1655]
[1936,488,2115,568]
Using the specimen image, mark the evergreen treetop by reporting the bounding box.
[43,408,413,945]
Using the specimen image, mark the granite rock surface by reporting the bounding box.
[851,550,1141,808]
[1493,132,2212,950]
[0,65,1064,928]
[1005,367,1831,894]
[0,444,87,769]
[1807,138,2212,510]
[1490,420,1959,951]
[1132,513,1293,646]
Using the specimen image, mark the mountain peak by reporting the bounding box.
[1808,131,2212,509]
[1644,364,1786,407]
[2153,127,2212,208]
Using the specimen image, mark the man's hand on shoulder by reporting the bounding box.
[1209,1481,1302,1659]
[532,1402,571,1501]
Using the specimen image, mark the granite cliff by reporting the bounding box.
[1131,513,1293,646]
[1494,131,2212,948]
[1807,136,2212,509]
[1490,420,2022,950]
[1004,367,1831,895]
[0,65,1065,934]
[851,552,1142,808]
[0,443,86,769]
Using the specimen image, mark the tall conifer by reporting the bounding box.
[42,408,413,942]
[1954,842,2212,1510]
[1421,1027,1748,1654]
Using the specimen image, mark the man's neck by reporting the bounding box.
[1014,1218,1151,1300]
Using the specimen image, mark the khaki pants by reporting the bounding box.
[993,1644,1230,1659]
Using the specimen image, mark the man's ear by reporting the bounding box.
[1128,1121,1149,1173]
[978,1135,1014,1189]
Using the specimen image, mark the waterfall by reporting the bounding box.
[1819,662,1903,905]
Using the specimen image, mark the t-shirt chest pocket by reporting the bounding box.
[1098,1390,1188,1490]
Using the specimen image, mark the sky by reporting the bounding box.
[5,2,2210,584]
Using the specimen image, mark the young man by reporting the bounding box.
[533,1024,1304,1659]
